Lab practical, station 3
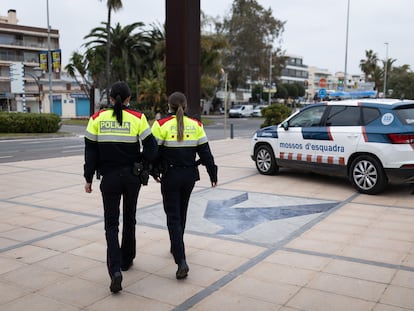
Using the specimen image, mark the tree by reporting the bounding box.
[83,22,160,103]
[382,57,396,96]
[359,49,378,82]
[387,65,414,99]
[138,60,167,114]
[275,84,287,99]
[284,83,298,99]
[84,22,145,81]
[219,0,285,89]
[200,33,229,100]
[65,52,92,97]
[99,0,124,105]
[261,104,292,128]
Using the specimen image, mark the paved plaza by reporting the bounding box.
[1,138,414,310]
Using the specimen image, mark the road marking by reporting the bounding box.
[0,156,13,159]
[61,149,83,153]
[63,145,82,149]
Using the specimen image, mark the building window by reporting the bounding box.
[0,34,14,45]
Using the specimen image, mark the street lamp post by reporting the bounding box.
[344,0,350,91]
[46,0,53,113]
[383,42,389,97]
[221,69,228,139]
[268,48,272,105]
[25,67,43,113]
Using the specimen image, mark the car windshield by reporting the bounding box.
[232,105,241,109]
[395,107,414,125]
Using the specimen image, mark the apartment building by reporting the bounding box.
[0,9,63,113]
[0,9,91,117]
[280,54,309,86]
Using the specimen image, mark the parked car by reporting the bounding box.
[250,99,414,194]
[229,104,253,118]
[252,104,268,117]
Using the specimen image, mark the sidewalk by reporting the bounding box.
[0,138,414,310]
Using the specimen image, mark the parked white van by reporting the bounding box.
[228,104,253,118]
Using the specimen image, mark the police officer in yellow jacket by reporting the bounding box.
[84,81,157,293]
[151,91,217,279]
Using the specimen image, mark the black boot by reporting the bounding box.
[176,259,189,279]
[121,261,133,271]
[110,271,123,293]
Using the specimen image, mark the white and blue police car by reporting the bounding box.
[250,99,414,194]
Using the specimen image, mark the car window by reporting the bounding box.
[362,107,381,125]
[326,106,361,126]
[289,106,326,127]
[395,107,414,125]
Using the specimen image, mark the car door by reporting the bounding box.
[323,105,363,166]
[277,105,327,166]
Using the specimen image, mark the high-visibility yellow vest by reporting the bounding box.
[151,115,208,147]
[85,109,152,143]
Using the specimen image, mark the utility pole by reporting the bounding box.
[383,42,389,97]
[223,70,228,139]
[46,0,53,113]
[344,0,350,91]
[268,48,272,106]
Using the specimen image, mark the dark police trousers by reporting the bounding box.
[161,166,196,264]
[100,167,141,276]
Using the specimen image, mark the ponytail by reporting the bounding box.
[168,92,187,142]
[113,94,123,125]
[176,105,185,141]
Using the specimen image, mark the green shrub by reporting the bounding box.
[261,104,292,128]
[0,112,61,133]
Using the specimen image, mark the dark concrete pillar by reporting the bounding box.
[166,0,201,120]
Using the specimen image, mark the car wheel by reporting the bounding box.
[255,145,279,175]
[349,155,387,195]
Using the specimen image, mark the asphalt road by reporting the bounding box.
[0,116,264,163]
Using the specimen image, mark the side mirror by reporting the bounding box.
[282,121,289,131]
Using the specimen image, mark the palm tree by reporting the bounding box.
[99,0,123,105]
[131,23,165,85]
[83,22,148,87]
[200,33,228,99]
[138,60,166,114]
[359,49,378,82]
[65,51,92,97]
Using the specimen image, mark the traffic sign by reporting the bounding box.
[318,78,327,88]
[318,88,327,98]
[10,62,24,94]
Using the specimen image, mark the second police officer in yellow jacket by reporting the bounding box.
[151,91,218,279]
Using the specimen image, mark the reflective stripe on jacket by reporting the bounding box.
[151,114,215,170]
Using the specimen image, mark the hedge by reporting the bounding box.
[0,112,61,133]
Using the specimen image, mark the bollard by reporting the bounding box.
[230,123,234,139]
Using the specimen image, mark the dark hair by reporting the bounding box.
[110,81,131,125]
[168,92,187,141]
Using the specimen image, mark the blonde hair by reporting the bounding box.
[168,92,187,141]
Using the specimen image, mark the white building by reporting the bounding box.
[0,8,90,117]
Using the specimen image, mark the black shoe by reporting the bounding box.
[121,261,133,271]
[176,260,189,279]
[110,272,123,293]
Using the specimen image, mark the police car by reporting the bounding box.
[250,99,414,194]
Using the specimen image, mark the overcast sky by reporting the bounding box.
[1,0,412,75]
